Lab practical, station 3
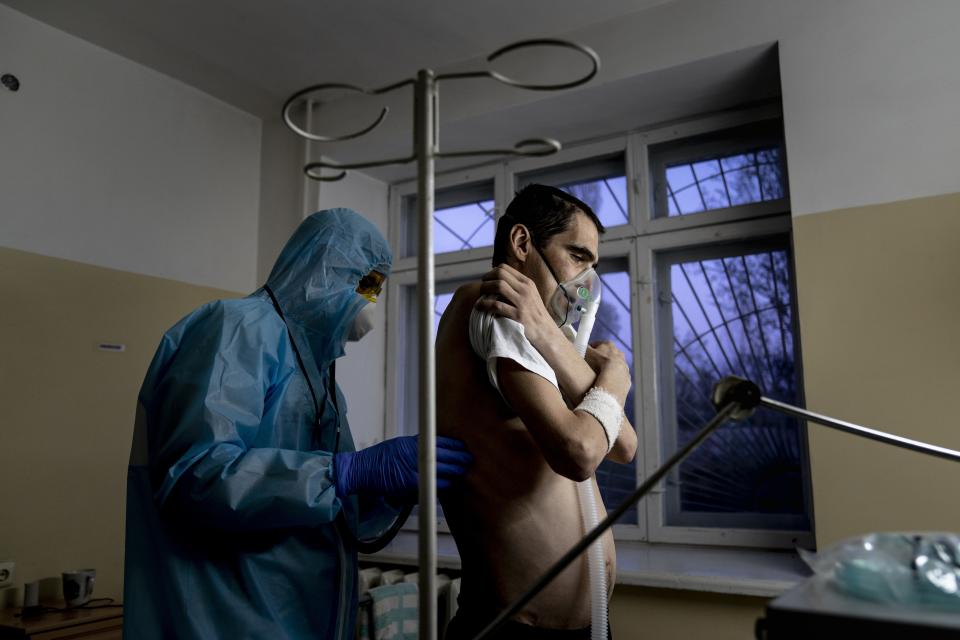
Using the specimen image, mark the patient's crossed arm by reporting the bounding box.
[497,356,636,482]
[477,264,637,470]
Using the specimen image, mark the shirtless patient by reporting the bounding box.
[437,184,637,639]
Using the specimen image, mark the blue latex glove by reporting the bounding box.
[334,436,472,500]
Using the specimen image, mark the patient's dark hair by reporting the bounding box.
[492,184,605,266]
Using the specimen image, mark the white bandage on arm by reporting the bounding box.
[576,387,624,453]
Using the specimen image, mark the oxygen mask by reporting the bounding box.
[534,244,600,330]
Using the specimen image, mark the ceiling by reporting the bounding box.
[4,1,782,182]
[3,0,676,117]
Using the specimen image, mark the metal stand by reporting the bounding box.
[283,39,600,640]
[474,376,960,639]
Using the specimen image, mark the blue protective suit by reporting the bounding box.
[123,209,403,639]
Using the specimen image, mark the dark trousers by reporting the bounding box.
[444,610,611,640]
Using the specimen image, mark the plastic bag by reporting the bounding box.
[799,532,960,610]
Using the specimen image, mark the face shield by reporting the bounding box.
[533,244,600,329]
[347,269,386,342]
[356,270,386,303]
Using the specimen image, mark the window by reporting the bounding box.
[592,258,637,523]
[387,108,811,548]
[657,241,809,533]
[517,153,629,229]
[401,180,495,257]
[649,120,787,219]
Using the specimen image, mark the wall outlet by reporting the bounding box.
[0,561,14,588]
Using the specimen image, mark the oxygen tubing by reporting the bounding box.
[572,285,607,640]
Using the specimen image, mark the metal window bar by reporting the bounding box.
[282,39,600,640]
[457,202,496,249]
[666,149,782,215]
[767,252,790,357]
[601,178,629,223]
[720,257,769,388]
[690,163,709,211]
[434,214,476,251]
[678,263,738,373]
[667,182,683,216]
[672,292,725,378]
[596,273,632,324]
[592,313,632,354]
[672,303,788,382]
[432,202,494,252]
[698,260,752,376]
[753,153,766,201]
[739,255,777,379]
[717,156,733,208]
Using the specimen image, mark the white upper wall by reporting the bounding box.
[0,4,262,292]
[257,116,305,287]
[314,168,392,450]
[776,0,960,215]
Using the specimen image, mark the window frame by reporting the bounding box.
[506,136,638,243]
[389,165,502,273]
[384,104,812,549]
[640,225,814,548]
[636,103,786,235]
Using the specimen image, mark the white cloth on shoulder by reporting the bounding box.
[469,297,559,402]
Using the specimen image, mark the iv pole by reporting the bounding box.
[283,39,601,640]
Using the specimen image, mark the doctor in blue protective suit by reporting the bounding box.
[123,208,472,640]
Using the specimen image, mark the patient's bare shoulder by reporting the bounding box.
[436,281,498,437]
[437,282,483,338]
[451,282,483,312]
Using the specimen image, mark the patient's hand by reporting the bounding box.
[587,341,631,401]
[585,341,624,372]
[476,264,559,349]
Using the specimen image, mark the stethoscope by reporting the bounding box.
[264,285,412,553]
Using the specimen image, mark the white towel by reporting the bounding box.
[469,304,560,402]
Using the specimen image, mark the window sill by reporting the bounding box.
[614,540,810,597]
[361,531,811,598]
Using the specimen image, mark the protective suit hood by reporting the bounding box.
[263,208,392,368]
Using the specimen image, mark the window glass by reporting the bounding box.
[590,259,637,522]
[664,148,785,216]
[517,153,629,228]
[403,181,495,256]
[662,245,809,530]
[651,121,787,219]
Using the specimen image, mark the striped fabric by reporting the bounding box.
[357,582,418,640]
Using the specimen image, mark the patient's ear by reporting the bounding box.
[508,223,532,264]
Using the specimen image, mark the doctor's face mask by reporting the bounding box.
[533,243,599,329]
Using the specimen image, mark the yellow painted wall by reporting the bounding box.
[0,247,240,606]
[793,192,960,548]
[610,586,767,639]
